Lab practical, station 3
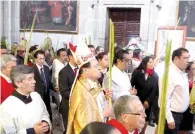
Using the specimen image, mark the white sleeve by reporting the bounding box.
[159,74,175,124]
[165,77,175,124]
[0,107,27,134]
[103,73,130,101]
[112,80,130,101]
[40,97,52,130]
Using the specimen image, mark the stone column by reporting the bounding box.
[3,1,12,47]
[11,1,20,43]
[0,1,4,40]
[2,1,20,48]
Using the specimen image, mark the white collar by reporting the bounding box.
[36,63,44,71]
[0,71,12,83]
[69,63,77,71]
[128,130,135,134]
[55,58,66,65]
[87,79,97,89]
[171,63,185,74]
[113,65,125,73]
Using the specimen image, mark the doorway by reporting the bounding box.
[108,8,141,48]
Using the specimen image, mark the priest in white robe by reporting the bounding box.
[0,65,51,134]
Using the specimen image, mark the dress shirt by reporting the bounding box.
[104,65,131,102]
[51,59,66,88]
[69,63,77,72]
[36,63,44,74]
[158,63,189,123]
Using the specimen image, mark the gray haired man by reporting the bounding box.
[0,54,17,103]
[107,95,146,134]
[0,65,51,134]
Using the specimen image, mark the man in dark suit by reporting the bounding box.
[33,50,52,121]
[59,49,77,132]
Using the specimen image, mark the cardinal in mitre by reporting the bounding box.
[66,41,104,134]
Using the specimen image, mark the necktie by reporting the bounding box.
[74,67,78,75]
[40,67,47,88]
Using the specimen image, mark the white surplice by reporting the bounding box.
[0,92,51,134]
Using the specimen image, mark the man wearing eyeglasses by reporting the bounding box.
[107,95,146,134]
[103,49,137,102]
[16,45,26,65]
[158,48,190,134]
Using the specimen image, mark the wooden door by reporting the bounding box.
[109,8,141,48]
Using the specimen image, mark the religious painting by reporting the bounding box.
[20,1,79,33]
[155,26,187,57]
[177,1,195,40]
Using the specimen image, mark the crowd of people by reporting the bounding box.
[0,39,195,134]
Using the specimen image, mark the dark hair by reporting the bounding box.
[137,56,153,71]
[0,45,7,49]
[10,65,34,88]
[34,50,45,58]
[114,46,122,54]
[67,49,73,56]
[57,48,66,57]
[172,48,189,61]
[80,122,115,134]
[126,49,133,52]
[29,45,38,53]
[88,45,95,49]
[186,61,195,72]
[133,49,141,59]
[79,62,91,75]
[96,52,108,60]
[113,49,129,64]
[95,46,103,52]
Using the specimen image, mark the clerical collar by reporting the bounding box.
[12,90,32,104]
[128,130,135,134]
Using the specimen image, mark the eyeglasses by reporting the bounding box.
[122,110,146,117]
[123,112,142,116]
[122,59,130,63]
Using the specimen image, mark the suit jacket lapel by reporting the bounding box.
[67,63,76,84]
[34,64,41,80]
[67,63,75,76]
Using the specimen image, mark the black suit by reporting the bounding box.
[59,63,75,130]
[33,64,52,120]
[131,69,159,121]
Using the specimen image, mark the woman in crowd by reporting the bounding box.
[131,56,159,133]
[95,52,113,122]
[132,49,142,70]
[95,46,104,55]
[125,49,134,77]
[96,52,109,86]
[179,61,195,134]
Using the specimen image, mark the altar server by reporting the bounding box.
[0,65,51,134]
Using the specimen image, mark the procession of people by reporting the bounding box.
[0,33,195,134]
